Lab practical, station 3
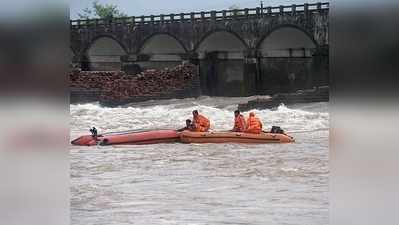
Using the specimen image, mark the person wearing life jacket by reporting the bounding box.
[245,112,263,134]
[192,110,210,132]
[231,110,246,132]
[177,119,195,132]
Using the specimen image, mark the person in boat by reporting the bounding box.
[177,119,195,132]
[245,112,263,134]
[231,110,246,132]
[192,110,210,132]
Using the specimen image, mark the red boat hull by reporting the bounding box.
[71,130,180,146]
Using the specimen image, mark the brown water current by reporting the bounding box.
[70,97,328,225]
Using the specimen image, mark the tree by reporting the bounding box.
[78,0,127,20]
[228,4,240,10]
[228,4,244,16]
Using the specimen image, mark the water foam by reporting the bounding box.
[70,98,328,135]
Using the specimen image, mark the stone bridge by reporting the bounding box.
[70,2,329,96]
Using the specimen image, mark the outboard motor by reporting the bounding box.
[71,127,100,146]
[90,127,98,138]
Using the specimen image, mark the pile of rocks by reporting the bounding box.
[70,64,197,102]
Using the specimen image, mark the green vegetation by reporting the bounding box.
[78,0,127,20]
[228,4,244,16]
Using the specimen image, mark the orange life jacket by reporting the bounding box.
[233,114,246,132]
[193,114,210,132]
[245,112,262,134]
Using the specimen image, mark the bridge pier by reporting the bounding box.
[244,49,259,96]
[198,50,251,97]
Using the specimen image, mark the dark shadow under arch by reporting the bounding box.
[137,32,188,54]
[194,29,249,97]
[194,29,249,52]
[255,24,325,95]
[83,35,128,71]
[83,34,128,55]
[255,24,319,50]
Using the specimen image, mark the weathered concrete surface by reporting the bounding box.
[71,3,329,97]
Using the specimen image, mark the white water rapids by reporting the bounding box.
[70,96,329,225]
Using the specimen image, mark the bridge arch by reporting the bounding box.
[256,25,321,94]
[195,30,248,96]
[195,29,248,53]
[256,25,318,55]
[136,33,187,70]
[84,35,127,71]
[139,32,188,54]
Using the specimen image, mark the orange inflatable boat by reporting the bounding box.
[71,129,180,146]
[180,130,294,144]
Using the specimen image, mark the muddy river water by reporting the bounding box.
[70,97,328,225]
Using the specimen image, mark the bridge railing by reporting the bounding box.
[70,2,329,28]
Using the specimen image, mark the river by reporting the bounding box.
[70,97,329,225]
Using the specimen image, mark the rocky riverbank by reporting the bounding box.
[70,63,200,106]
[238,86,329,111]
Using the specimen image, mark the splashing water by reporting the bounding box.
[71,97,328,135]
[70,97,329,225]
